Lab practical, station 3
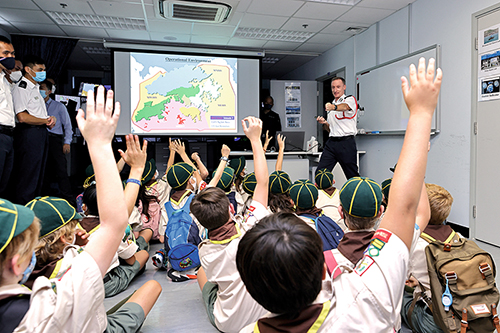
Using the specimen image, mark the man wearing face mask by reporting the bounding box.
[259,96,281,149]
[40,80,74,205]
[9,55,56,204]
[6,59,23,85]
[0,35,16,198]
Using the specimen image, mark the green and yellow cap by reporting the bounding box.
[213,166,235,191]
[381,178,392,200]
[25,196,82,238]
[340,177,382,218]
[228,156,246,177]
[142,159,157,184]
[269,171,292,194]
[242,172,257,195]
[0,199,36,254]
[314,168,334,190]
[166,162,195,189]
[290,179,318,209]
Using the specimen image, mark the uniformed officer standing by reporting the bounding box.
[316,77,360,180]
[259,96,282,149]
[9,55,56,204]
[0,36,17,198]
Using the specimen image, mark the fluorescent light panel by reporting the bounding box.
[47,11,146,30]
[235,27,314,43]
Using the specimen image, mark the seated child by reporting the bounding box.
[381,177,392,209]
[236,58,442,332]
[314,168,344,229]
[240,172,256,215]
[213,166,237,212]
[402,183,455,333]
[229,156,248,215]
[0,86,161,332]
[191,116,269,332]
[268,170,293,213]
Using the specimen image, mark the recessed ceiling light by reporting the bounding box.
[47,11,146,30]
[305,0,361,5]
[235,27,314,43]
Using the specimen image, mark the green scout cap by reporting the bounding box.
[269,171,292,194]
[340,177,382,218]
[142,159,157,184]
[213,166,235,191]
[83,164,95,189]
[242,172,256,195]
[290,179,318,209]
[166,162,195,189]
[315,168,334,190]
[381,178,392,200]
[228,156,246,177]
[25,196,82,238]
[0,199,36,254]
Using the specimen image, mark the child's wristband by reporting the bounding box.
[126,178,142,186]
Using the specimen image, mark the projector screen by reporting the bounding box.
[113,50,260,136]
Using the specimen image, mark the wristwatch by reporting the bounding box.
[220,156,229,162]
[333,104,337,111]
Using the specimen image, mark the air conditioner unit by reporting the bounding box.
[157,0,233,23]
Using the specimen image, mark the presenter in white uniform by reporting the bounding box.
[316,77,360,180]
[10,55,56,204]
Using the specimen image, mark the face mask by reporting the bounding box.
[9,71,22,83]
[29,68,46,82]
[51,85,56,94]
[0,57,15,70]
[40,90,47,99]
[263,104,272,110]
[19,251,36,285]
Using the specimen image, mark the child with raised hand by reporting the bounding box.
[0,86,161,332]
[236,58,442,332]
[314,168,344,229]
[229,156,248,215]
[191,116,269,332]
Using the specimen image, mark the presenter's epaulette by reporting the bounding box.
[18,80,27,89]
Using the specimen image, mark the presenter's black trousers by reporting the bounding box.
[0,128,14,198]
[43,133,73,205]
[316,135,360,180]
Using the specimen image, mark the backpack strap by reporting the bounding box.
[323,250,341,279]
[492,304,500,332]
[406,276,433,331]
[461,308,468,333]
[420,230,456,243]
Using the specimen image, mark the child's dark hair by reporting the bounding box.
[137,179,159,220]
[190,187,230,230]
[82,184,99,216]
[236,213,324,318]
[268,192,294,213]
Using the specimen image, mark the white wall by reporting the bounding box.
[283,0,500,228]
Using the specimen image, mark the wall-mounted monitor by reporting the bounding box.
[113,50,260,136]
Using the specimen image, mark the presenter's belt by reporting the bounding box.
[48,132,63,138]
[330,135,354,141]
[0,124,14,135]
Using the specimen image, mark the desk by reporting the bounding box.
[230,151,365,188]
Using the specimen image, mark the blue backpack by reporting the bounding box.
[164,194,202,274]
[302,212,344,251]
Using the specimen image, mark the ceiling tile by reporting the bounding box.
[60,26,110,38]
[337,7,395,25]
[191,23,236,37]
[246,0,304,17]
[281,17,330,33]
[294,42,335,53]
[0,0,38,10]
[106,29,150,40]
[0,9,54,24]
[227,38,267,48]
[89,1,145,19]
[149,31,191,43]
[307,32,349,44]
[234,0,252,13]
[143,4,155,18]
[239,13,289,30]
[0,22,21,34]
[16,23,66,36]
[293,2,351,21]
[190,35,230,45]
[357,0,415,10]
[32,0,94,14]
[226,11,243,26]
[264,40,301,51]
[147,19,192,33]
[321,20,367,34]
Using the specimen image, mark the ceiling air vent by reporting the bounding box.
[159,0,232,23]
[345,26,367,34]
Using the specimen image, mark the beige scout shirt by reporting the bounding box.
[199,200,270,333]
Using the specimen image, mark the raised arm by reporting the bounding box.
[262,130,272,152]
[380,58,442,250]
[119,134,147,217]
[192,152,209,180]
[208,144,231,187]
[242,117,268,206]
[415,181,431,232]
[316,116,330,132]
[76,86,128,277]
[166,138,176,172]
[275,133,286,171]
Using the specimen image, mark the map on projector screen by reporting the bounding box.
[130,53,237,134]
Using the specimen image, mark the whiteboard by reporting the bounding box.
[356,45,440,134]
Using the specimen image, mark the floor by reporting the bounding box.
[103,242,219,333]
[103,238,500,333]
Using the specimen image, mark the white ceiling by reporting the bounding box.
[0,0,417,78]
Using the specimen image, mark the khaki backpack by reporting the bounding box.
[424,231,500,333]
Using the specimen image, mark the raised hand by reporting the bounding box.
[221,144,230,158]
[242,116,262,142]
[119,134,147,170]
[277,133,286,152]
[316,116,328,125]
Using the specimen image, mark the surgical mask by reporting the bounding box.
[28,68,46,82]
[19,251,36,285]
[51,85,56,94]
[39,90,47,99]
[9,71,22,83]
[263,103,272,110]
[0,57,15,70]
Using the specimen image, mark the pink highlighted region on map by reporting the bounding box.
[134,101,209,132]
